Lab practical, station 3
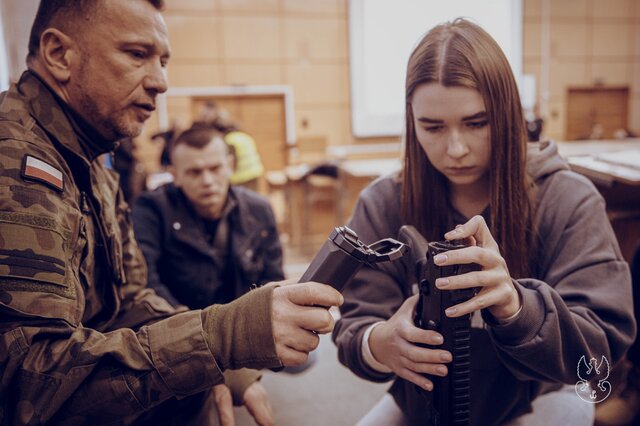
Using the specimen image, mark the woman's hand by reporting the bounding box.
[438,215,520,321]
[369,295,452,391]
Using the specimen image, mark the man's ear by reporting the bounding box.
[39,28,77,84]
[227,153,237,172]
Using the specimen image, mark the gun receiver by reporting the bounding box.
[398,225,479,426]
[299,226,408,291]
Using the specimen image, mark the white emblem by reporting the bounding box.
[575,355,611,403]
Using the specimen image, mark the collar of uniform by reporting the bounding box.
[62,98,116,161]
[18,70,115,163]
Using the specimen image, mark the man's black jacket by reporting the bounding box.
[132,183,284,308]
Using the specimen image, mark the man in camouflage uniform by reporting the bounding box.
[0,1,342,424]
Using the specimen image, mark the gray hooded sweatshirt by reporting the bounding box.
[333,140,635,425]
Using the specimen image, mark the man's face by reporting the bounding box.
[66,1,170,140]
[171,137,234,220]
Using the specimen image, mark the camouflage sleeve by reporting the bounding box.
[0,140,224,424]
[108,172,186,329]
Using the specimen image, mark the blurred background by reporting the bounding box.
[2,0,638,259]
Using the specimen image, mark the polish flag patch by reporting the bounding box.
[21,155,64,192]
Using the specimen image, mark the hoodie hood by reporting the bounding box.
[526,140,571,183]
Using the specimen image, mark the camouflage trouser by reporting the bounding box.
[124,389,219,426]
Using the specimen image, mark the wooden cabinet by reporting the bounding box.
[566,86,629,140]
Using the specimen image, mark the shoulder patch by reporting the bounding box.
[21,155,64,192]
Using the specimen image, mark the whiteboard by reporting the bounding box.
[349,0,523,137]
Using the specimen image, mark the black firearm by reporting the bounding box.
[398,225,479,426]
[299,226,408,291]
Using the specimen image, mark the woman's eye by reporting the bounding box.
[424,126,443,133]
[467,120,488,129]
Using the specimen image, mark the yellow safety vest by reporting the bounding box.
[224,131,264,184]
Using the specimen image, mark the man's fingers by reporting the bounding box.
[275,277,298,286]
[247,403,274,426]
[283,328,320,352]
[285,282,344,307]
[295,306,335,334]
[277,346,310,367]
[244,383,274,426]
[213,384,235,426]
[273,327,319,355]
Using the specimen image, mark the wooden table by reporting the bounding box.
[557,139,640,261]
[278,139,640,260]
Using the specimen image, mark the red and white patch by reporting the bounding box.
[21,155,64,192]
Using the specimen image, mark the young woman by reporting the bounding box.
[332,19,635,425]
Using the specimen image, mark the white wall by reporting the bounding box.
[349,0,523,137]
[0,0,38,84]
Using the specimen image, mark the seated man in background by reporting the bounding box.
[192,101,265,191]
[133,126,284,425]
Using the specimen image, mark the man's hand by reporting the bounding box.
[271,281,343,366]
[213,384,235,426]
[212,381,273,426]
[243,381,274,426]
[369,295,452,391]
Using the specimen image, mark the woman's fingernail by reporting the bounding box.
[434,254,447,264]
[424,382,433,391]
[436,278,449,288]
[437,366,447,375]
[432,334,444,344]
[445,307,457,316]
[440,352,452,362]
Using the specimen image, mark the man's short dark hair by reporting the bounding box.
[170,127,231,165]
[28,0,165,59]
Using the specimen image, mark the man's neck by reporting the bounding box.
[27,67,117,159]
[194,199,228,221]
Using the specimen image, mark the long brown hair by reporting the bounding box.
[401,18,534,278]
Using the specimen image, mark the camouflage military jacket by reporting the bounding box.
[0,72,225,424]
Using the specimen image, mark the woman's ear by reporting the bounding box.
[39,28,77,84]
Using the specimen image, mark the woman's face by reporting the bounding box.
[411,83,491,191]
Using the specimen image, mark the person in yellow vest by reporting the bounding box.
[225,129,265,190]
